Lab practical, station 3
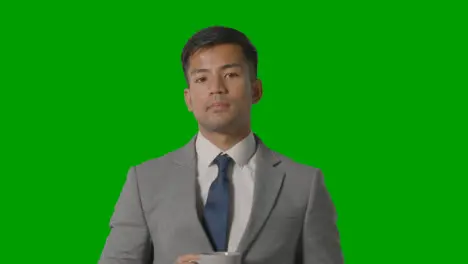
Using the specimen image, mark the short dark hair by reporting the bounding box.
[181,26,258,81]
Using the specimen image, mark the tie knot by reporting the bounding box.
[213,154,232,171]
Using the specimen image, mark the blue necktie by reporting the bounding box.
[203,154,232,251]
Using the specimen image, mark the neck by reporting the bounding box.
[199,127,251,151]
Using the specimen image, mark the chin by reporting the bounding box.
[201,120,236,133]
[206,124,232,132]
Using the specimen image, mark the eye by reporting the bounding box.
[195,76,207,83]
[225,72,239,78]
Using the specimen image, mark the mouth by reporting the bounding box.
[208,102,230,110]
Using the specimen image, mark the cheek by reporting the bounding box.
[232,86,252,103]
[189,95,207,113]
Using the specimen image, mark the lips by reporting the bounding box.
[210,102,229,108]
[209,102,230,110]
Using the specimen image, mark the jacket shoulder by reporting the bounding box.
[273,150,322,176]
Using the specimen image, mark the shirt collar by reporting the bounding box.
[195,131,256,167]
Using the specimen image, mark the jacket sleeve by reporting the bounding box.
[98,166,152,264]
[302,169,344,264]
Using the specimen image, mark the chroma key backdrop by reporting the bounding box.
[1,1,466,264]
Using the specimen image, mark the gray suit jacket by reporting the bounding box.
[99,134,344,264]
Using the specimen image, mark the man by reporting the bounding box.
[99,26,344,264]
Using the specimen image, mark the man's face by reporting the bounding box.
[184,44,262,134]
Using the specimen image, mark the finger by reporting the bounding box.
[177,254,200,264]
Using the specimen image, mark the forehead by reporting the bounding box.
[188,44,246,70]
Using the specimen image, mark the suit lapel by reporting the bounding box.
[168,134,285,254]
[237,135,285,253]
[169,135,214,253]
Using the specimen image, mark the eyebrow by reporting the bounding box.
[189,63,243,76]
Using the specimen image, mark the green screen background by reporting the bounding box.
[1,1,466,264]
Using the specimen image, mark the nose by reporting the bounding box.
[209,75,227,94]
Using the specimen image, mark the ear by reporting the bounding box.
[251,79,263,104]
[183,88,193,112]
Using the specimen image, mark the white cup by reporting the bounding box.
[197,252,241,264]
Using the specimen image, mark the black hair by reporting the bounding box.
[181,26,258,81]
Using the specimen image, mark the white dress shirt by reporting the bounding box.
[195,131,257,252]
